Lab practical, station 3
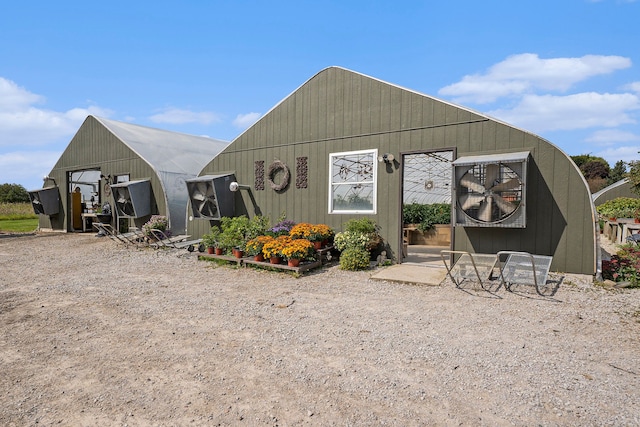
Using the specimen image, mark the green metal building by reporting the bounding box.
[31,116,228,234]
[187,66,597,276]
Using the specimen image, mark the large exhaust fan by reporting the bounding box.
[452,151,529,228]
[110,179,152,218]
[28,186,60,215]
[186,174,236,220]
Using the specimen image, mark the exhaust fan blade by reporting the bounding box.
[459,172,485,193]
[493,194,517,216]
[460,194,485,210]
[479,196,493,222]
[491,178,521,192]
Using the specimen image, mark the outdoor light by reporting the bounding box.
[378,153,395,163]
[43,175,56,184]
[229,181,250,192]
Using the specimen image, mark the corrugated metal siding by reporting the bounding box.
[191,67,595,275]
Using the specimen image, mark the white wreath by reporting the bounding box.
[267,160,290,191]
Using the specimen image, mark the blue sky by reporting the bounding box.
[1,0,639,191]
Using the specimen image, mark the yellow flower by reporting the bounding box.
[281,239,315,260]
[262,235,292,258]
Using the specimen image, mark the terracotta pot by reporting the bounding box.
[214,247,223,255]
[609,217,617,222]
[269,256,282,264]
[207,247,214,254]
[635,218,640,224]
[234,250,244,258]
[253,254,265,262]
[313,240,323,250]
[288,258,300,267]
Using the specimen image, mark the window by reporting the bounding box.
[329,149,377,214]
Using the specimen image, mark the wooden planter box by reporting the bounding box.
[404,224,451,246]
[197,253,323,274]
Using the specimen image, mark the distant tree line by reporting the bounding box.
[570,155,627,193]
[0,183,30,203]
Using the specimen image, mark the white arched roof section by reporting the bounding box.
[95,117,229,233]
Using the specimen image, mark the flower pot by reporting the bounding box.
[234,250,244,258]
[635,218,640,224]
[207,247,214,254]
[287,258,300,267]
[269,256,282,264]
[253,254,265,262]
[214,247,223,255]
[313,240,323,250]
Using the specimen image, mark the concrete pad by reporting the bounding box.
[371,264,447,286]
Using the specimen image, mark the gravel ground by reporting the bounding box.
[1,232,639,426]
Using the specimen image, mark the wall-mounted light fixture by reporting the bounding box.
[378,153,395,163]
[229,181,251,192]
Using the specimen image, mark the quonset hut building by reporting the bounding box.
[31,116,228,235]
[186,66,597,276]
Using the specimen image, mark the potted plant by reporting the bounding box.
[245,235,274,261]
[262,235,291,264]
[202,226,221,254]
[142,215,170,240]
[281,238,315,267]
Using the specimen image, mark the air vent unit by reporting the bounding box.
[452,151,529,228]
[28,186,60,215]
[186,174,236,220]
[110,179,152,218]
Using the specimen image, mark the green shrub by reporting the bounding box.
[333,230,370,251]
[403,203,451,231]
[596,198,640,219]
[339,247,371,271]
[342,217,383,252]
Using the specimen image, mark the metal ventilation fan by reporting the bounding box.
[28,186,60,215]
[186,174,236,220]
[191,181,219,218]
[109,179,151,218]
[453,152,529,228]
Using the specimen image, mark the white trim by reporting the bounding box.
[328,148,378,214]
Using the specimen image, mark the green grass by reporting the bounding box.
[0,203,38,232]
[0,218,38,232]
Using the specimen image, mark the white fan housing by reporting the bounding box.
[452,151,529,228]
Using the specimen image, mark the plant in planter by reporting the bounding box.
[402,202,451,232]
[281,238,315,266]
[142,215,170,239]
[343,217,382,252]
[596,197,640,220]
[262,235,291,263]
[333,230,370,252]
[245,235,274,260]
[202,226,221,254]
[267,218,296,237]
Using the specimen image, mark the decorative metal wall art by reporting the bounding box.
[296,157,308,189]
[254,160,265,191]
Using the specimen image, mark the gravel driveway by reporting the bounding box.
[1,232,639,426]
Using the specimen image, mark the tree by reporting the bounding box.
[628,160,640,196]
[0,183,30,203]
[571,154,611,193]
[607,160,627,185]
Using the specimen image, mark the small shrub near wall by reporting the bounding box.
[339,247,371,271]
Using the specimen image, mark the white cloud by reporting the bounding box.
[232,112,261,129]
[487,92,639,132]
[149,108,221,125]
[438,53,631,104]
[0,150,61,190]
[585,129,640,145]
[625,82,640,94]
[0,77,111,148]
[595,145,640,166]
